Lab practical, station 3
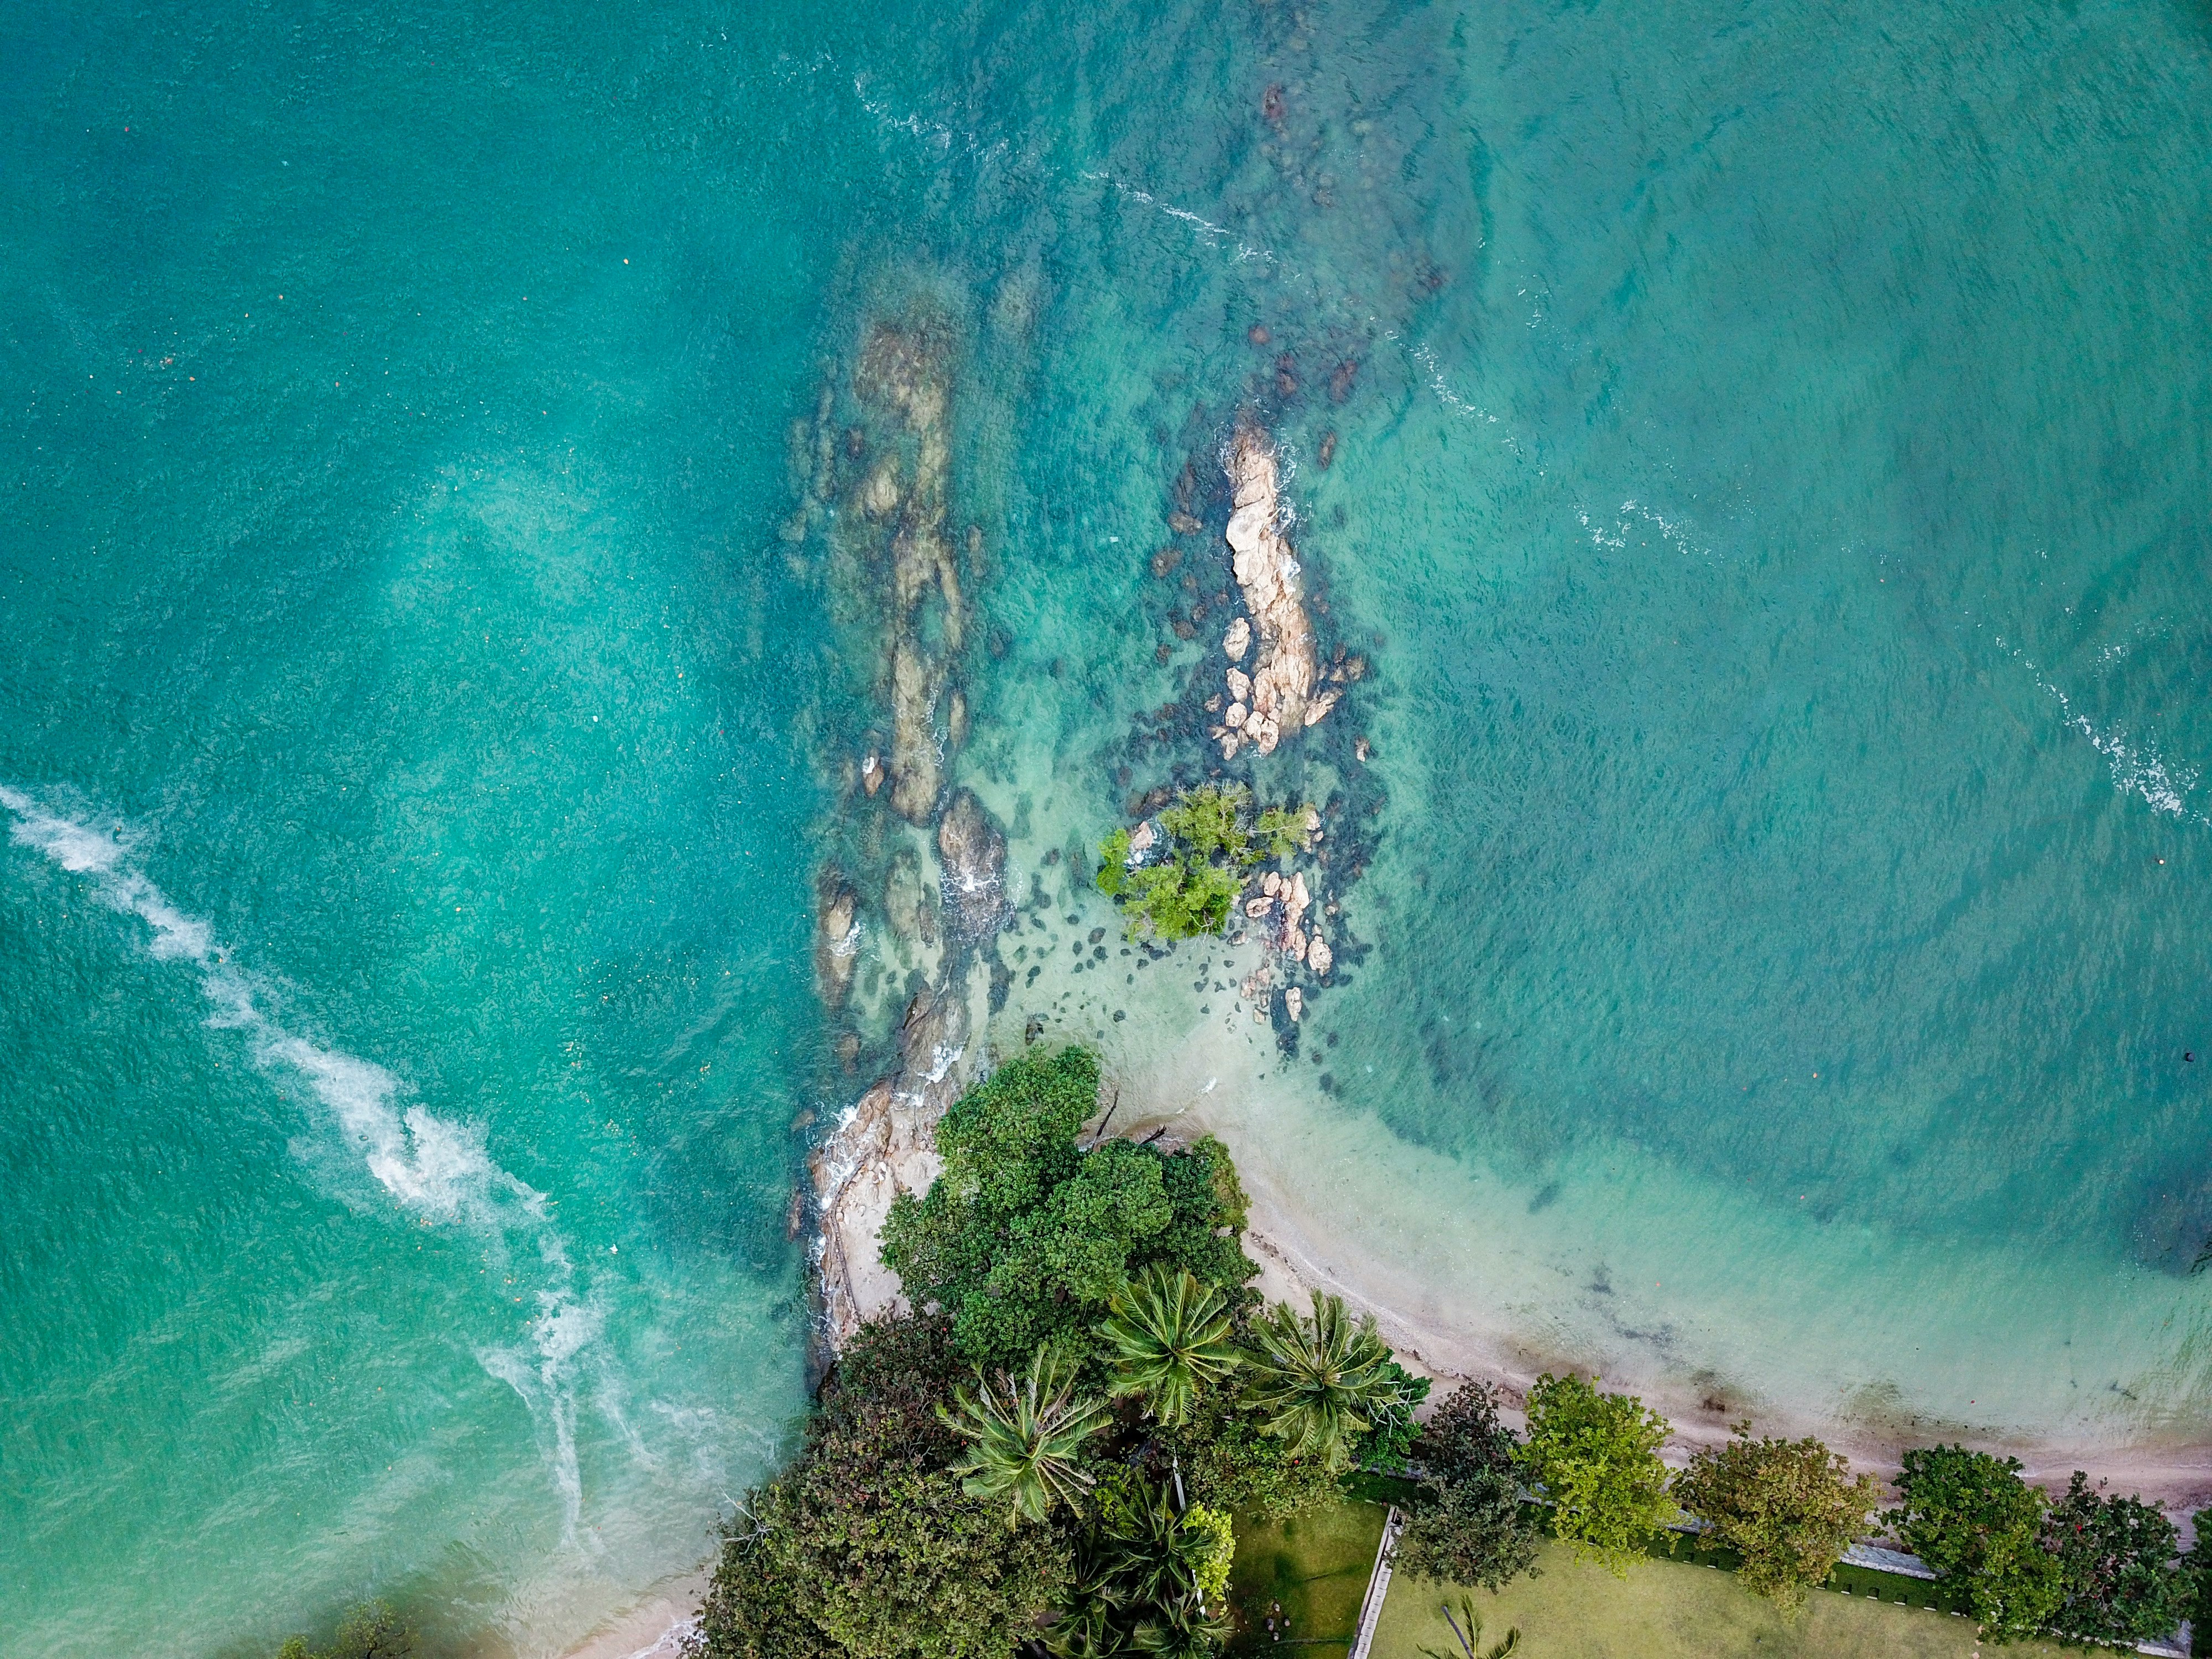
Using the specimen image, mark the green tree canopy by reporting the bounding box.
[1096,786,1313,941]
[879,1048,1254,1370]
[1099,1265,1242,1426]
[1887,1444,2062,1641]
[1159,1390,1343,1521]
[1416,1382,1519,1481]
[689,1315,1071,1659]
[2040,1472,2183,1645]
[1392,1384,1541,1594]
[1241,1292,1399,1472]
[2179,1511,2212,1657]
[1670,1426,1879,1614]
[1515,1373,1673,1576]
[275,1603,415,1659]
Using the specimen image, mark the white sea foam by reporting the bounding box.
[2016,670,2202,819]
[0,784,602,1543]
[1080,170,1278,264]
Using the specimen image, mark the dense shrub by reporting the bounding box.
[2040,1472,2183,1645]
[689,1315,1072,1659]
[1097,787,1310,941]
[1394,1467,1540,1594]
[1670,1427,1879,1614]
[1391,1383,1542,1594]
[1515,1374,1673,1575]
[2183,1512,2212,1657]
[1162,1393,1343,1520]
[879,1047,1254,1370]
[1887,1445,2061,1641]
[1415,1382,1520,1483]
[1350,1358,1433,1472]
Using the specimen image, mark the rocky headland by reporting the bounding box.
[781,308,1016,1359]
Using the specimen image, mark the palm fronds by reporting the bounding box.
[1098,1266,1242,1426]
[1240,1291,1397,1470]
[1420,1594,1520,1659]
[937,1347,1108,1524]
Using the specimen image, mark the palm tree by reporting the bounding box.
[1129,1601,1231,1659]
[1098,1266,1242,1426]
[1240,1291,1396,1470]
[1099,1479,1215,1610]
[938,1347,1108,1524]
[1420,1594,1519,1659]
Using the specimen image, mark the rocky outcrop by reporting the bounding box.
[813,872,862,1010]
[1222,417,1321,757]
[937,789,1009,941]
[792,306,1020,1362]
[810,982,972,1343]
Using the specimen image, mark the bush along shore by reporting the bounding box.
[686,1045,2212,1659]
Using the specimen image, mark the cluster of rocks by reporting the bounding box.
[1207,416,1366,761]
[786,312,1016,1357]
[1228,826,1338,1029]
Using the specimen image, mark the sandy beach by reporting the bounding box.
[549,1573,708,1659]
[1052,984,2212,1525]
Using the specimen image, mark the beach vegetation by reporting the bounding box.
[940,1347,1110,1524]
[1350,1357,1432,1472]
[1886,1444,2062,1641]
[1242,1291,1402,1472]
[2180,1513,2212,1657]
[1395,1467,1542,1595]
[703,1045,1523,1659]
[1095,828,1133,896]
[1516,1373,1674,1576]
[878,1046,1254,1371]
[1099,1264,1243,1426]
[1670,1425,1880,1615]
[1095,786,1314,941]
[1161,1390,1345,1518]
[1393,1382,1543,1593]
[2038,1470,2184,1645]
[1048,1471,1235,1659]
[275,1603,415,1659]
[691,1312,1072,1659]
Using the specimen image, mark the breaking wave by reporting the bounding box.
[0,784,601,1544]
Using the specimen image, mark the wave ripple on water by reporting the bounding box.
[1,784,604,1547]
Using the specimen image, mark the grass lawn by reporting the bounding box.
[1371,1541,2081,1659]
[1224,1496,1390,1658]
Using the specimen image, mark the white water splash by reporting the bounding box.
[1081,170,1277,264]
[1577,498,1715,561]
[2033,680,2200,817]
[0,784,602,1544]
[1986,651,2204,821]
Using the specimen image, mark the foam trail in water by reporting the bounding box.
[0,784,599,1545]
[1985,656,2206,822]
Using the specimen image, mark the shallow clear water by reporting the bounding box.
[4,0,2211,1652]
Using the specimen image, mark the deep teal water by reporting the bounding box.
[4,0,2211,1653]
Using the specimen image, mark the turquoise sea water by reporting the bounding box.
[4,0,2211,1653]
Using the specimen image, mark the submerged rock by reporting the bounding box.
[813,874,862,1010]
[889,637,940,823]
[937,789,1009,940]
[885,847,937,946]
